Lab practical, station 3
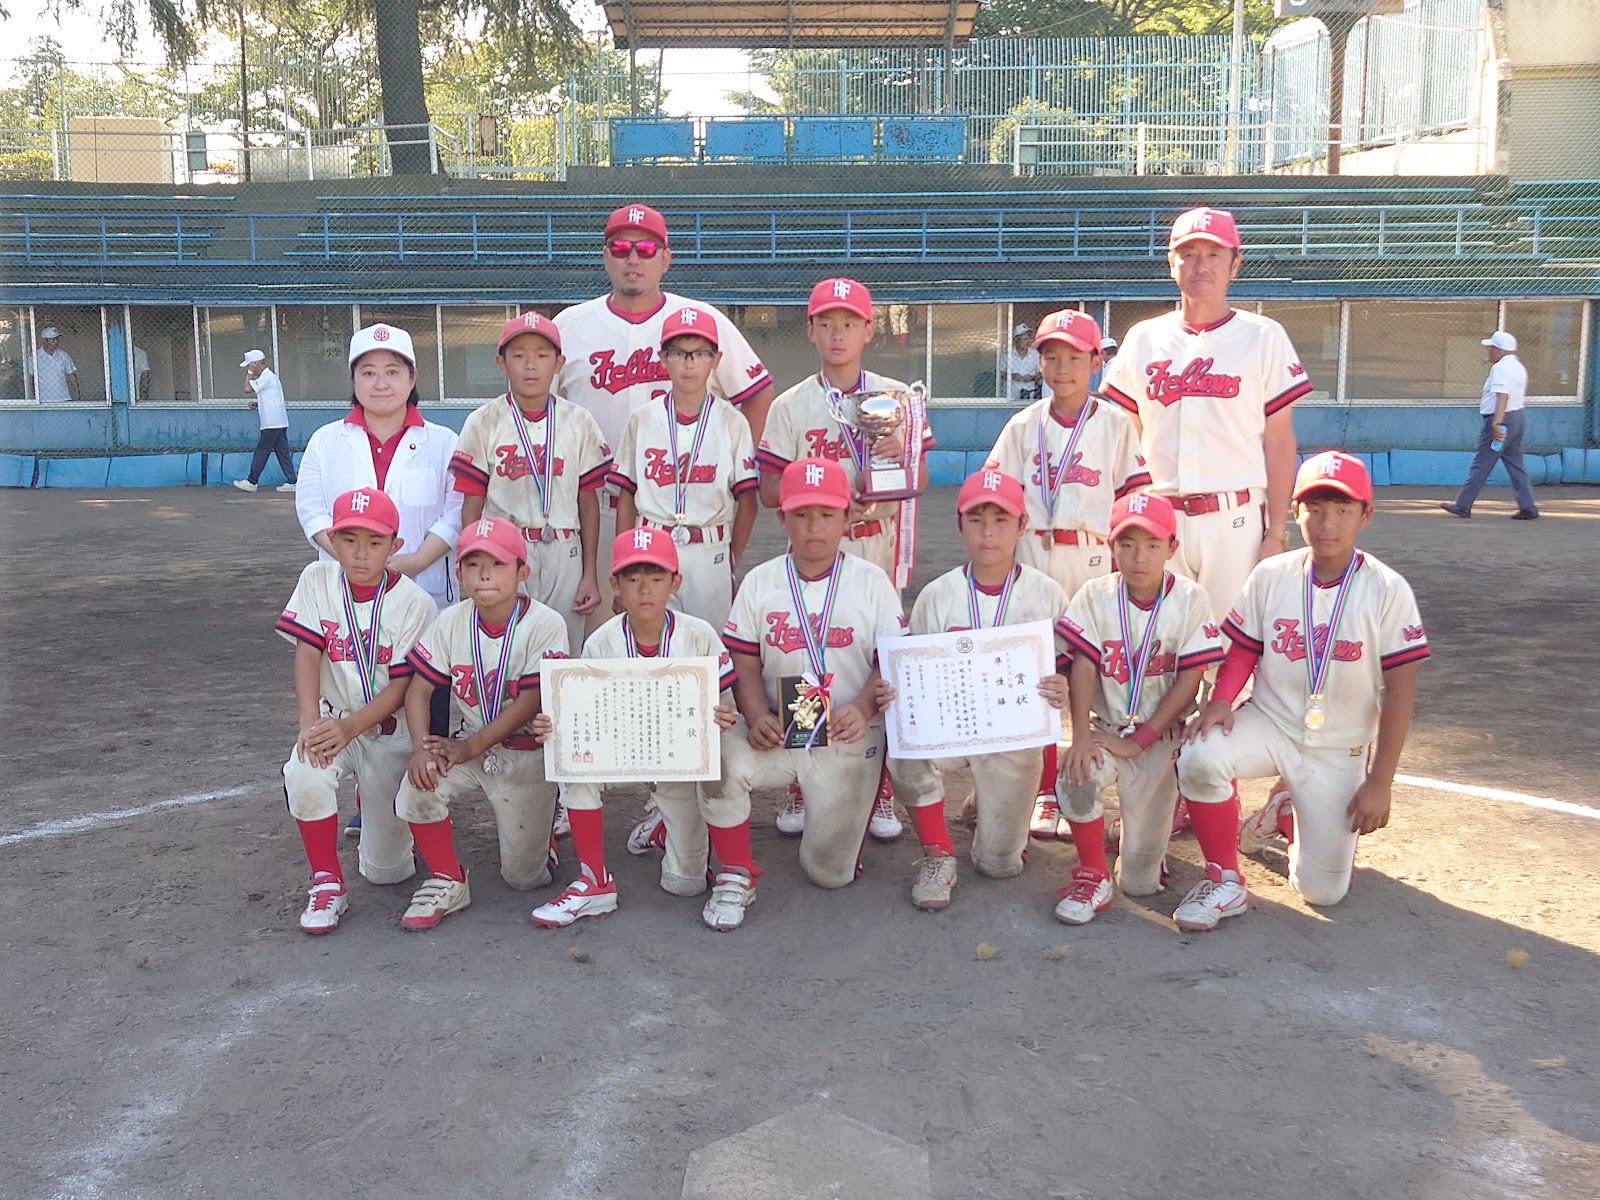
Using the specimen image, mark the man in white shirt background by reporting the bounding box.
[32,326,80,403]
[1441,329,1538,521]
[233,348,298,493]
[1006,323,1041,403]
[1090,335,1117,394]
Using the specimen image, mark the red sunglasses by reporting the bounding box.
[607,238,661,260]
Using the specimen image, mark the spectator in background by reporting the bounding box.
[1441,329,1539,521]
[1007,323,1041,403]
[234,349,298,493]
[32,326,79,402]
[1091,335,1118,394]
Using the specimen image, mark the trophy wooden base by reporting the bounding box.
[856,464,921,503]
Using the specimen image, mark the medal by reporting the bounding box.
[482,751,502,775]
[964,564,1016,631]
[472,597,523,751]
[665,394,712,540]
[507,393,556,532]
[1114,572,1166,732]
[1300,550,1361,735]
[671,524,691,546]
[1037,397,1096,521]
[784,552,841,749]
[339,570,389,709]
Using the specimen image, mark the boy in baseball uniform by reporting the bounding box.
[877,469,1069,910]
[721,458,906,892]
[756,277,936,842]
[449,313,612,655]
[612,305,759,633]
[276,488,439,934]
[985,308,1151,839]
[531,528,755,931]
[393,517,570,930]
[1054,492,1222,926]
[1174,452,1428,930]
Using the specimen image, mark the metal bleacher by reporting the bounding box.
[608,115,967,166]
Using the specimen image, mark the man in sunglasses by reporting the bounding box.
[555,203,774,632]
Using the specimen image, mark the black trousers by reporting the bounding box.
[248,427,297,485]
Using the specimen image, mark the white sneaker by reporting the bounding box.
[531,876,618,928]
[1239,784,1293,856]
[552,803,571,838]
[868,787,903,842]
[1030,795,1066,839]
[702,870,756,931]
[1053,866,1113,925]
[298,875,347,935]
[276,482,297,492]
[910,855,957,911]
[401,873,471,931]
[1173,864,1249,932]
[232,479,258,492]
[775,787,805,836]
[626,807,666,855]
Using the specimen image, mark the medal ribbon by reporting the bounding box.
[1115,574,1166,723]
[964,565,1017,631]
[820,370,869,474]
[340,571,388,706]
[665,394,713,519]
[622,610,674,658]
[1036,398,1096,519]
[472,598,522,726]
[785,552,842,684]
[1302,550,1361,700]
[507,394,555,524]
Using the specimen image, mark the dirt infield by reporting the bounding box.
[3,483,1598,1200]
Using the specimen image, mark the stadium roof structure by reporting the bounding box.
[602,0,980,49]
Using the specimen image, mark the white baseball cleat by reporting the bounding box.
[232,479,258,492]
[276,482,297,492]
[552,803,571,839]
[531,876,618,928]
[868,787,903,842]
[1053,866,1113,925]
[401,873,471,931]
[775,787,806,836]
[1030,795,1066,839]
[910,854,957,910]
[1239,784,1294,856]
[626,807,666,855]
[298,875,347,935]
[702,870,756,931]
[1173,864,1249,932]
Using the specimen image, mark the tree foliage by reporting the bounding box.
[974,0,1283,39]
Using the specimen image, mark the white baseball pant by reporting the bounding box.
[283,731,414,885]
[395,749,559,891]
[721,717,885,888]
[666,535,735,632]
[521,528,585,655]
[1058,725,1182,896]
[842,522,897,580]
[1017,534,1111,603]
[1177,704,1366,906]
[1170,489,1265,623]
[897,747,1044,878]
[562,778,749,896]
[586,501,620,636]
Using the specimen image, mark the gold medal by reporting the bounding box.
[1303,698,1325,731]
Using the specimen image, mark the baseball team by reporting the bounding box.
[266,201,1430,939]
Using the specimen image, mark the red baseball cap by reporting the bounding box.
[779,457,851,512]
[329,487,400,537]
[957,468,1026,518]
[808,277,873,321]
[1109,491,1177,541]
[498,312,562,353]
[605,202,669,244]
[1293,452,1372,505]
[659,305,719,350]
[456,516,527,564]
[611,526,680,574]
[1034,309,1102,354]
[1169,207,1241,251]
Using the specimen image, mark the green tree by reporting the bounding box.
[975,0,1282,39]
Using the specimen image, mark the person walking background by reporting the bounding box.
[1441,329,1538,521]
[234,349,298,493]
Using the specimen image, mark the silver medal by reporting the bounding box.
[483,750,502,775]
[539,524,556,544]
[671,523,692,546]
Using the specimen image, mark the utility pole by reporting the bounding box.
[238,4,251,182]
[1226,0,1245,173]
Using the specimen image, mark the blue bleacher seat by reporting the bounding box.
[610,119,695,164]
[791,117,876,162]
[703,118,786,162]
[882,116,965,162]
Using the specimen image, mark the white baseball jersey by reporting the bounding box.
[31,346,76,401]
[406,596,570,740]
[248,367,289,429]
[1100,309,1311,495]
[723,552,905,710]
[985,397,1152,536]
[909,564,1066,637]
[611,395,758,528]
[449,393,612,530]
[757,370,937,494]
[277,563,438,727]
[582,610,737,694]
[553,293,772,451]
[1057,572,1223,727]
[1222,549,1429,748]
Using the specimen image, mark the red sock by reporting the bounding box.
[909,802,954,856]
[1067,818,1109,875]
[707,820,761,878]
[566,807,609,884]
[1187,790,1242,873]
[409,818,464,881]
[296,815,341,882]
[876,763,894,802]
[1277,803,1296,843]
[1038,743,1058,797]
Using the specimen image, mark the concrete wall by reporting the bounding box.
[1502,0,1600,67]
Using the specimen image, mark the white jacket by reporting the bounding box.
[295,413,464,608]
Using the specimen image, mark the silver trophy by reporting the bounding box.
[825,381,927,502]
